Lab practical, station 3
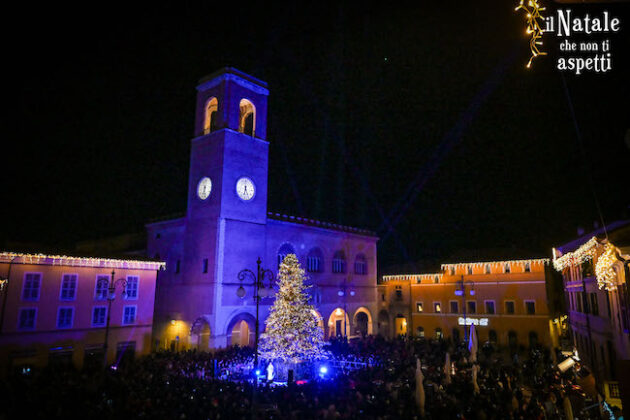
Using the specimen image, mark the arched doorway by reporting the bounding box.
[353,307,373,337]
[452,328,461,343]
[311,310,325,333]
[226,313,256,347]
[508,330,518,349]
[395,314,407,336]
[529,331,538,348]
[417,326,425,338]
[327,308,350,339]
[355,312,368,337]
[190,316,211,351]
[378,310,390,337]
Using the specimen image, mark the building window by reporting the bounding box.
[92,306,107,327]
[354,254,367,275]
[467,266,473,275]
[238,98,256,136]
[278,243,296,267]
[22,273,42,301]
[449,267,455,275]
[524,262,531,273]
[125,276,139,300]
[175,260,181,274]
[417,326,425,337]
[307,248,323,273]
[485,300,495,314]
[332,250,346,274]
[435,328,443,339]
[525,300,536,315]
[504,263,511,273]
[395,286,403,301]
[203,96,218,134]
[434,275,439,284]
[381,293,386,302]
[202,258,208,273]
[18,308,36,330]
[485,264,491,274]
[467,301,477,314]
[505,300,515,314]
[416,302,423,312]
[450,301,459,313]
[60,274,78,301]
[57,307,74,329]
[314,289,322,304]
[434,302,442,313]
[123,306,137,325]
[95,275,109,300]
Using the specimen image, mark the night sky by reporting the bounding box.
[4,2,630,269]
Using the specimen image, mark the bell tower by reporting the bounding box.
[186,67,270,224]
[182,67,270,312]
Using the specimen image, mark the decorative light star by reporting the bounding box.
[515,0,547,68]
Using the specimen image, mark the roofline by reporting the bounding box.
[0,251,165,271]
[266,212,378,238]
[555,220,630,253]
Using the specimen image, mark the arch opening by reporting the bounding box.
[226,313,256,347]
[204,97,218,134]
[327,308,350,339]
[239,99,256,136]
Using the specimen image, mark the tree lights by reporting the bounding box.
[259,254,327,363]
[515,0,547,68]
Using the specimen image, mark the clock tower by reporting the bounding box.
[181,68,270,328]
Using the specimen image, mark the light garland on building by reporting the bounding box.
[441,258,549,271]
[552,237,599,271]
[382,274,442,283]
[0,251,165,271]
[553,237,622,291]
[595,243,619,291]
[515,0,547,68]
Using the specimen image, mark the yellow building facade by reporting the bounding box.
[378,258,555,349]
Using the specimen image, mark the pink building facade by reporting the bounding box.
[0,252,164,373]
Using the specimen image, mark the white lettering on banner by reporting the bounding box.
[458,317,488,326]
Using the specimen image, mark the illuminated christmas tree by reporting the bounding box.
[259,254,327,363]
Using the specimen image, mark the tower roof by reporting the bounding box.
[197,67,268,90]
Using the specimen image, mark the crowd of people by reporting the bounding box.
[0,335,619,420]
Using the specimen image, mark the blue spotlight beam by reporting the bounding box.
[378,47,520,242]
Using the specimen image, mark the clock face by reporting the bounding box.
[236,177,255,201]
[197,177,212,200]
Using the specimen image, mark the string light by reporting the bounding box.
[382,259,549,283]
[515,0,547,68]
[553,238,623,291]
[0,251,165,271]
[595,243,618,291]
[552,237,599,271]
[441,259,549,271]
[382,274,442,283]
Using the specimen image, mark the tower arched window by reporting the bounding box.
[239,99,255,136]
[203,97,218,134]
[354,254,367,275]
[307,247,324,273]
[277,243,295,267]
[332,250,346,274]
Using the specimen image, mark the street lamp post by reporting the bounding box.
[338,279,356,340]
[103,270,127,367]
[455,275,475,342]
[233,257,274,371]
